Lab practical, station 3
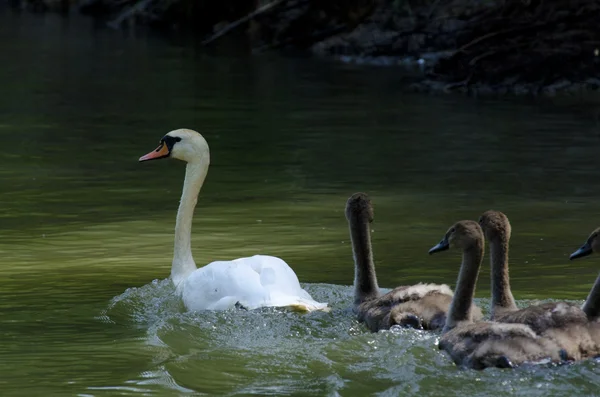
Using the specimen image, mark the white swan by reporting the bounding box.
[139,128,328,312]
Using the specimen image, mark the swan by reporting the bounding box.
[345,192,482,331]
[478,210,589,332]
[138,128,328,312]
[429,220,568,369]
[570,227,600,321]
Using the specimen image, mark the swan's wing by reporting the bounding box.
[181,255,327,311]
[182,261,268,311]
[241,255,328,310]
[242,255,303,293]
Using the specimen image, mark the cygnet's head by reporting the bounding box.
[570,227,600,260]
[429,220,484,254]
[478,210,511,242]
[345,192,374,224]
[139,129,209,164]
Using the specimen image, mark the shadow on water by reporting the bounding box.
[0,10,600,397]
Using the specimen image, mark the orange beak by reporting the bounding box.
[139,142,171,162]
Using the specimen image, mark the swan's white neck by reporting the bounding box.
[171,158,209,287]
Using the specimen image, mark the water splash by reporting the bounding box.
[100,282,600,396]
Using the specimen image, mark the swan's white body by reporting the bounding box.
[180,254,327,311]
[140,129,327,312]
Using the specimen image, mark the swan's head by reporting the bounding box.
[429,220,484,254]
[478,210,511,242]
[570,227,600,260]
[139,129,209,164]
[345,192,374,223]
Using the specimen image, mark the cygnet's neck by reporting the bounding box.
[349,213,379,306]
[444,242,483,332]
[489,235,517,318]
[582,272,600,320]
[172,158,209,287]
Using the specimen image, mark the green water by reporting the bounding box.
[1,11,600,397]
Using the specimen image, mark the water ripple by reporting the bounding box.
[101,280,600,396]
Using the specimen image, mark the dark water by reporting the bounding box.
[1,11,600,397]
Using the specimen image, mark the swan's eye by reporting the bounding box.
[161,135,183,152]
[450,228,456,234]
[161,135,182,143]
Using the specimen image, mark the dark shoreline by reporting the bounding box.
[8,0,600,96]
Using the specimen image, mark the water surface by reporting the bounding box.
[1,11,600,397]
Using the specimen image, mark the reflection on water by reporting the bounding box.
[0,11,600,397]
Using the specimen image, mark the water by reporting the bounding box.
[1,11,600,397]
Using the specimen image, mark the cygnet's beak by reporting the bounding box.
[139,142,170,162]
[569,241,593,260]
[429,236,450,254]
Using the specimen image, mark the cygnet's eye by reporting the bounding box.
[450,227,456,234]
